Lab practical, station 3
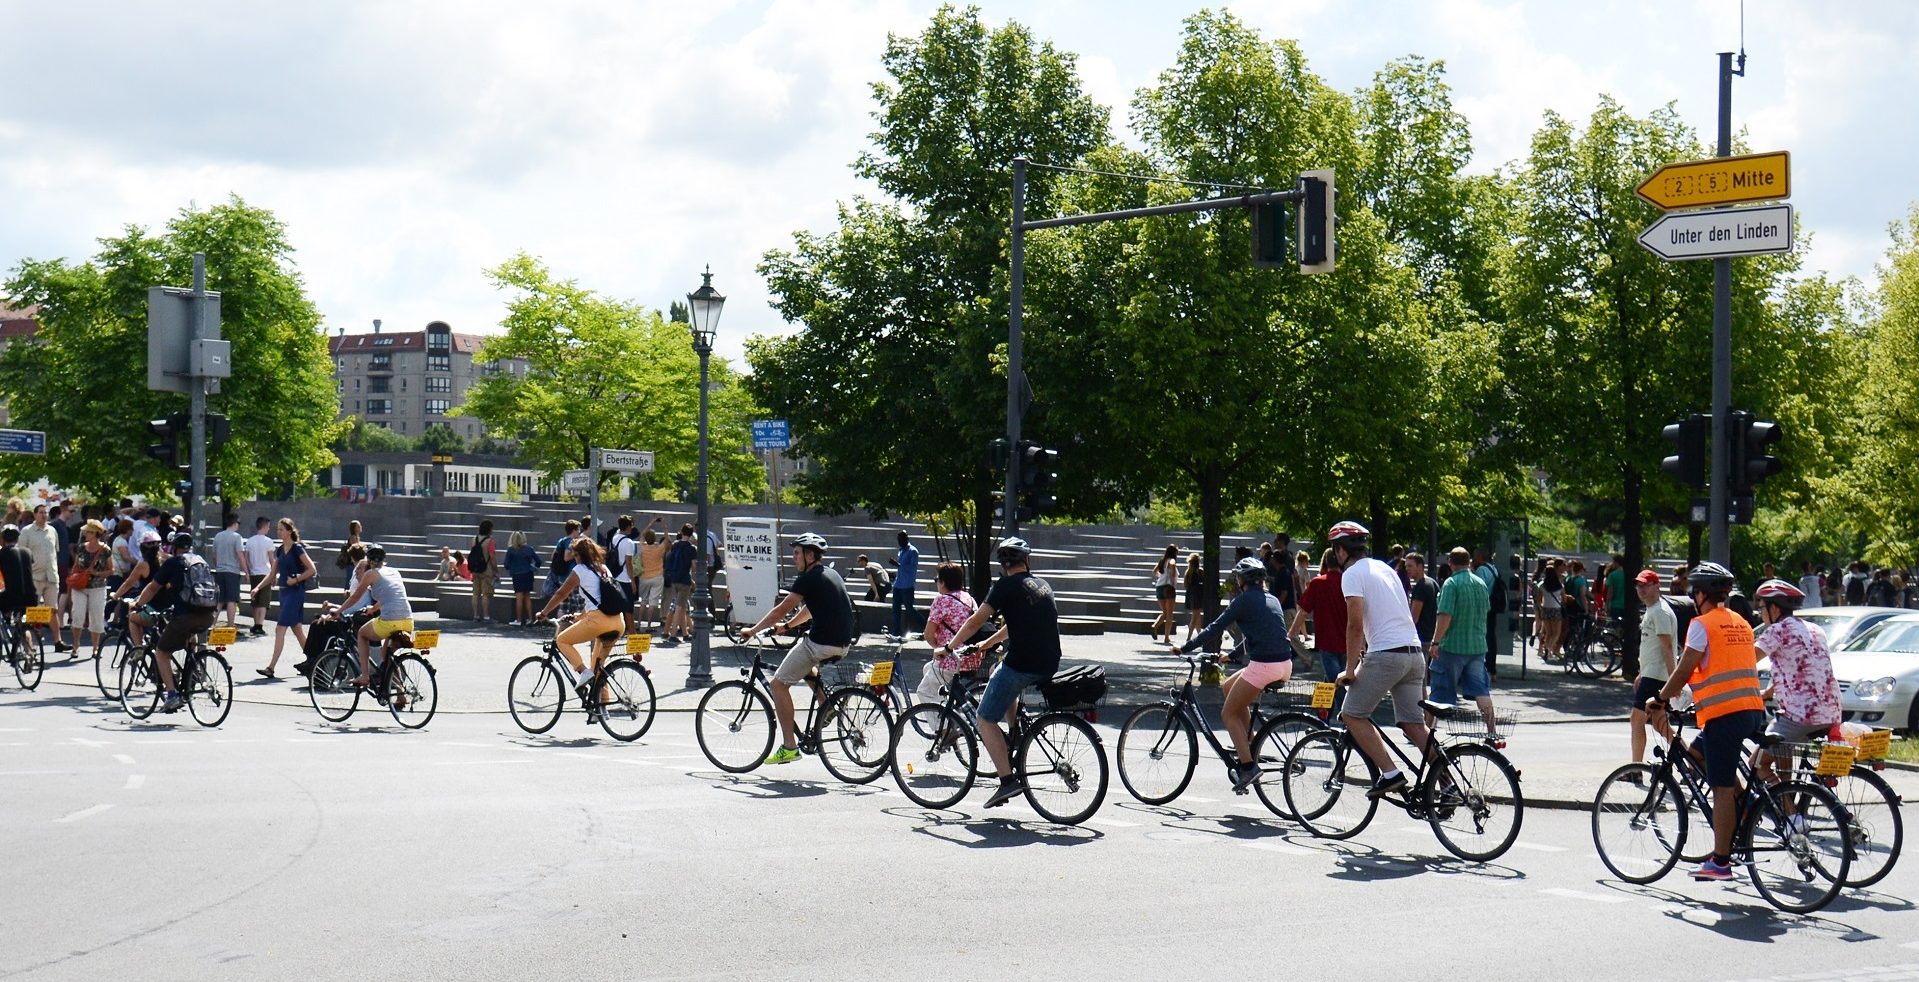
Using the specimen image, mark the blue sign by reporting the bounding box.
[751,419,790,450]
[0,429,45,455]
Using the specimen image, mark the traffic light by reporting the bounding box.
[146,412,188,472]
[1729,412,1782,495]
[1251,201,1287,269]
[1016,441,1060,521]
[1296,169,1335,274]
[1660,414,1708,491]
[206,411,230,453]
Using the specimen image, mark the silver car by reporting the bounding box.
[1827,612,1919,732]
[1788,605,1909,649]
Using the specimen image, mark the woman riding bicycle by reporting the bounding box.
[916,562,982,703]
[1168,556,1293,792]
[338,545,415,689]
[108,538,162,652]
[533,537,622,700]
[1749,578,1842,787]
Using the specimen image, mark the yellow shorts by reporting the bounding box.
[371,617,415,639]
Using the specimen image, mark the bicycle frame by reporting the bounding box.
[1154,654,1285,769]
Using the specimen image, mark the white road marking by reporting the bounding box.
[1184,795,1219,803]
[1539,887,1630,904]
[1240,840,1313,856]
[1511,841,1569,853]
[70,737,108,748]
[0,741,30,747]
[0,769,66,777]
[112,754,136,765]
[133,738,193,745]
[124,775,145,790]
[438,741,494,748]
[54,804,114,823]
[1902,942,1919,950]
[0,726,36,732]
[283,738,331,743]
[431,758,534,766]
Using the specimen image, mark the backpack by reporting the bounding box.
[1667,596,1698,646]
[591,566,632,617]
[1482,566,1507,613]
[468,538,490,575]
[181,556,219,610]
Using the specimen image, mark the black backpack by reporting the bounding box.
[1483,566,1507,613]
[468,538,490,575]
[591,566,632,617]
[1666,596,1698,645]
[181,556,219,610]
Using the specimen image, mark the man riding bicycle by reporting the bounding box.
[741,532,856,766]
[940,537,1063,809]
[1326,521,1432,799]
[1169,556,1293,792]
[1749,578,1842,788]
[127,533,219,714]
[336,545,415,689]
[1646,561,1767,881]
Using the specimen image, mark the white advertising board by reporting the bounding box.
[722,517,781,627]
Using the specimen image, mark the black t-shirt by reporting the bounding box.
[150,554,193,614]
[985,571,1062,676]
[1410,575,1439,645]
[0,546,36,608]
[790,564,853,647]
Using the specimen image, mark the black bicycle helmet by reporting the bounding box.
[365,544,387,565]
[1687,561,1736,601]
[170,531,194,550]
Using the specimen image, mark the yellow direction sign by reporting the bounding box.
[1637,151,1790,211]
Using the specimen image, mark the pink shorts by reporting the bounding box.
[1234,659,1294,689]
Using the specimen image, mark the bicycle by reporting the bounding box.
[307,627,440,729]
[508,628,657,742]
[1281,687,1525,862]
[117,615,235,727]
[1780,733,1902,889]
[0,606,49,690]
[1590,709,1853,914]
[92,607,134,698]
[1559,612,1620,677]
[1116,651,1328,819]
[695,634,893,785]
[887,646,1111,825]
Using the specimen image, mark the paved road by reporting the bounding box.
[2,689,1914,981]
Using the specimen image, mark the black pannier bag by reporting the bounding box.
[1039,664,1106,710]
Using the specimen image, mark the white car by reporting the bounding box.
[1826,612,1919,732]
[1787,605,1909,649]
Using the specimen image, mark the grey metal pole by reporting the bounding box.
[588,448,600,544]
[1708,51,1735,565]
[688,348,714,687]
[1006,157,1027,537]
[189,253,209,544]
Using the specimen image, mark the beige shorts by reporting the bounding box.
[1342,647,1427,724]
[773,637,847,686]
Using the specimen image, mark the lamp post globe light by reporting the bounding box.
[686,266,724,687]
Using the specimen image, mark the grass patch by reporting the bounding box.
[1889,736,1919,765]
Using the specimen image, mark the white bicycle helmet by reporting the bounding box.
[1232,556,1267,583]
[791,532,828,554]
[995,537,1032,563]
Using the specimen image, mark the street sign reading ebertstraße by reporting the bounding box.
[594,449,655,474]
[1637,203,1794,262]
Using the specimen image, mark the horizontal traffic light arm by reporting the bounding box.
[1021,188,1304,232]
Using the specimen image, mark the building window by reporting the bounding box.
[369,377,390,393]
[354,399,361,412]
[426,376,451,393]
[370,420,389,429]
[425,398,451,416]
[370,353,391,369]
[374,336,394,346]
[428,353,451,373]
[399,377,407,392]
[396,421,406,433]
[353,378,361,392]
[428,331,451,350]
[367,399,392,415]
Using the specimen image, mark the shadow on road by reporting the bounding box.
[897,809,1103,849]
[4,693,116,714]
[1595,879,1880,942]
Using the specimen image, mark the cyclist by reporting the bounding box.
[126,533,219,714]
[1326,521,1432,799]
[1749,578,1841,786]
[0,524,43,651]
[1646,562,1766,881]
[939,536,1063,808]
[338,546,416,690]
[109,538,163,657]
[533,537,625,706]
[1169,556,1292,792]
[741,532,856,765]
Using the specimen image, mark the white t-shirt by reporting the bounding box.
[243,533,274,577]
[1797,573,1824,609]
[614,534,636,584]
[574,563,608,606]
[1638,598,1677,682]
[1340,557,1423,651]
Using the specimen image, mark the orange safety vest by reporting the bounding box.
[1688,606,1765,724]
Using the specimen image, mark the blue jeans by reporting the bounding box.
[890,588,916,636]
[977,664,1045,724]
[1428,650,1491,704]
[1314,649,1347,716]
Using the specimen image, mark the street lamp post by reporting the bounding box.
[685,266,725,688]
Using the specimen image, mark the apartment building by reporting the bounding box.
[329,320,528,442]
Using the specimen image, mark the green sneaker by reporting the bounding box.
[763,745,802,765]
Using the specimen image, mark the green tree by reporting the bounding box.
[0,196,342,500]
[414,422,467,455]
[750,4,1107,591]
[1830,206,1919,561]
[335,416,411,453]
[456,254,762,502]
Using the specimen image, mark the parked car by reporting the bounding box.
[1825,612,1919,732]
[1786,605,1909,649]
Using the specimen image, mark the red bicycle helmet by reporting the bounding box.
[1326,521,1370,545]
[1754,578,1805,609]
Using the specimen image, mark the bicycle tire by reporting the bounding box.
[891,703,978,808]
[1019,712,1108,825]
[95,634,129,699]
[1832,765,1903,888]
[696,680,775,773]
[596,660,657,742]
[1116,703,1197,805]
[385,654,438,729]
[118,651,160,720]
[816,686,892,785]
[1744,779,1850,914]
[508,656,566,734]
[1251,711,1329,820]
[308,650,361,723]
[1425,742,1524,862]
[186,652,234,728]
[1591,762,1686,883]
[1283,729,1379,839]
[12,629,44,690]
[1577,631,1618,677]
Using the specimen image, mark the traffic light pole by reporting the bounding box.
[1708,51,1742,566]
[189,253,210,543]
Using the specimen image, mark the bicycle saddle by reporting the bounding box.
[1419,699,1455,715]
[384,632,412,652]
[1752,733,1786,748]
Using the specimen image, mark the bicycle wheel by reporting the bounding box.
[596,660,657,742]
[508,656,565,734]
[1832,766,1903,888]
[1019,713,1108,825]
[385,654,438,729]
[817,687,892,785]
[118,652,160,720]
[1577,631,1618,677]
[890,703,977,808]
[1426,742,1524,862]
[1116,703,1197,805]
[1591,762,1686,883]
[1283,729,1379,839]
[12,631,43,690]
[307,650,361,723]
[1744,779,1851,914]
[186,652,234,728]
[95,634,129,699]
[1678,778,1716,864]
[1252,712,1329,820]
[696,680,775,773]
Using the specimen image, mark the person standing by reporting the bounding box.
[243,516,275,637]
[1796,560,1824,610]
[636,527,667,632]
[334,519,363,576]
[1150,544,1179,643]
[262,518,318,677]
[51,503,74,642]
[211,515,246,629]
[504,531,541,627]
[1866,567,1898,608]
[1289,549,1348,716]
[468,519,498,623]
[1472,549,1503,680]
[607,516,638,631]
[1427,548,1498,738]
[1182,552,1205,643]
[70,520,113,659]
[1627,569,1678,764]
[1404,552,1439,650]
[889,531,920,641]
[21,505,65,652]
[544,519,581,599]
[661,524,697,644]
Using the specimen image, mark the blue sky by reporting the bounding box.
[1,1,1912,364]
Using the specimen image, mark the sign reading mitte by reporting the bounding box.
[1635,150,1790,211]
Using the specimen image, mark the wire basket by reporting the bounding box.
[1263,679,1334,714]
[1434,704,1520,746]
[821,659,894,690]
